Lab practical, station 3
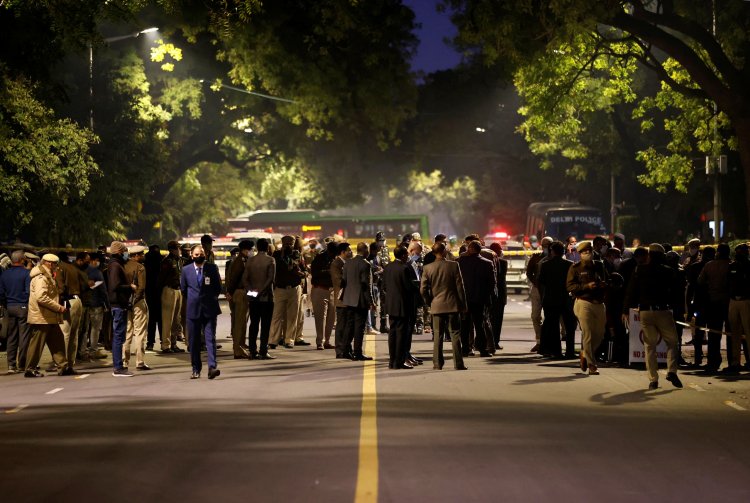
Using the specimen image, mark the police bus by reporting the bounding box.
[526,202,608,241]
[228,210,429,241]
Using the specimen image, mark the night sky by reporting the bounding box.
[403,0,462,73]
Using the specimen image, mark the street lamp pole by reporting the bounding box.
[88,27,158,131]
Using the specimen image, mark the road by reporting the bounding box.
[1,295,749,502]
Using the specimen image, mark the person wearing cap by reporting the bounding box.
[698,243,732,372]
[123,246,151,371]
[681,238,702,267]
[108,241,137,377]
[375,231,391,333]
[269,235,306,349]
[25,254,74,377]
[725,243,750,374]
[226,239,254,359]
[56,251,89,371]
[200,234,215,265]
[527,236,554,353]
[157,240,185,354]
[623,243,683,389]
[242,238,277,359]
[310,242,338,350]
[567,241,609,375]
[0,250,32,373]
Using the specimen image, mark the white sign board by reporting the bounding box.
[628,308,668,364]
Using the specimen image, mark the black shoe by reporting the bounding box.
[112,368,134,377]
[136,364,153,371]
[268,344,277,350]
[259,353,276,360]
[146,344,154,351]
[190,371,200,379]
[24,370,44,378]
[721,365,742,375]
[353,354,373,361]
[455,365,468,370]
[379,326,389,334]
[283,343,294,349]
[248,352,259,360]
[398,363,414,369]
[479,351,492,357]
[216,344,223,349]
[171,346,185,353]
[59,367,78,376]
[208,367,221,380]
[648,381,658,390]
[295,340,311,346]
[666,372,683,388]
[160,348,173,354]
[335,354,349,359]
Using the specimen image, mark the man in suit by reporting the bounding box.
[242,238,276,359]
[537,241,576,358]
[488,242,508,350]
[332,242,352,358]
[383,246,418,369]
[457,241,495,357]
[181,244,222,379]
[421,243,468,370]
[341,242,374,361]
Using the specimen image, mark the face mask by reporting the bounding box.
[122,252,129,261]
[193,256,206,265]
[542,247,549,256]
[408,254,419,263]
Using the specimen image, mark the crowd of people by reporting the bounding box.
[1,230,748,389]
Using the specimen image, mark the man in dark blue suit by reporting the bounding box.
[180,245,222,379]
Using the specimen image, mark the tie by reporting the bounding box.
[197,267,203,285]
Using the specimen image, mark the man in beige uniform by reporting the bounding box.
[158,240,185,353]
[226,240,254,358]
[58,252,88,369]
[567,241,608,375]
[124,246,151,371]
[25,254,75,377]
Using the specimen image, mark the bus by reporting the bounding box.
[227,210,429,241]
[526,202,607,241]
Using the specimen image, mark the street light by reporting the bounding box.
[89,27,159,129]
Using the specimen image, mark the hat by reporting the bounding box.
[180,243,191,251]
[167,240,180,250]
[375,231,385,242]
[541,236,554,246]
[24,252,40,260]
[412,232,422,241]
[201,234,214,243]
[109,241,128,255]
[128,245,146,254]
[281,235,295,245]
[648,243,666,254]
[735,243,749,253]
[687,238,700,246]
[576,241,593,253]
[42,253,60,263]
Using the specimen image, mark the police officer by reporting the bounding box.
[157,240,185,353]
[566,241,608,375]
[725,243,750,374]
[623,243,683,389]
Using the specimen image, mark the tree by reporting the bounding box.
[448,0,750,233]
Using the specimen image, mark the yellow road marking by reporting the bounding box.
[354,334,378,503]
[725,400,747,411]
[5,404,29,414]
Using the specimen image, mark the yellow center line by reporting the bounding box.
[354,334,378,503]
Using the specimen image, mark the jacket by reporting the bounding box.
[331,256,345,308]
[420,259,467,314]
[225,254,247,295]
[124,260,147,303]
[181,262,222,319]
[456,253,495,306]
[382,260,418,318]
[28,264,63,324]
[341,255,373,309]
[108,257,133,309]
[242,252,275,302]
[537,255,573,307]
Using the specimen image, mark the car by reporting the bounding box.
[484,236,529,294]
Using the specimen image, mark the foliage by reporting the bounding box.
[0,71,99,235]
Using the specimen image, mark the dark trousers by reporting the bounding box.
[248,300,273,355]
[345,306,367,355]
[491,301,505,347]
[462,302,491,354]
[146,294,161,347]
[111,307,128,370]
[432,313,464,369]
[5,305,31,369]
[540,302,578,357]
[388,316,409,367]
[334,306,351,356]
[378,287,388,331]
[187,316,217,373]
[705,301,728,369]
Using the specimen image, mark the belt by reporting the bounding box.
[639,304,671,311]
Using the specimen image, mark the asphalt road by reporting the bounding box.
[1,295,749,502]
